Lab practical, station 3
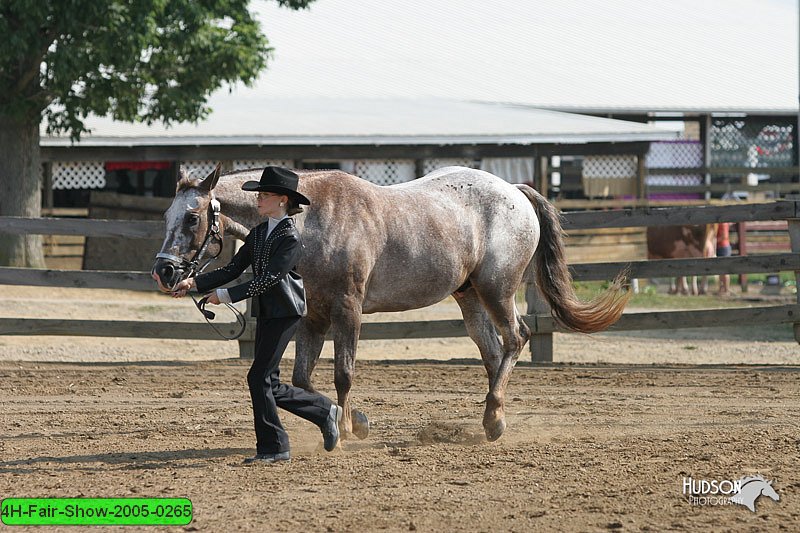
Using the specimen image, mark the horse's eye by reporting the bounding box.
[186,213,200,226]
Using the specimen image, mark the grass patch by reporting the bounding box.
[511,278,794,311]
[573,281,750,310]
[733,272,797,285]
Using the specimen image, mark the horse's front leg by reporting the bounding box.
[331,296,369,440]
[292,312,330,392]
[698,275,709,295]
[668,278,679,294]
[677,276,689,295]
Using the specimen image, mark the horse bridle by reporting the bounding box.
[156,198,224,281]
[155,197,246,341]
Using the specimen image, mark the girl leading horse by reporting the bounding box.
[153,165,630,442]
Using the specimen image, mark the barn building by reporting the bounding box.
[40,97,677,210]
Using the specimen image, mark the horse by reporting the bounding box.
[646,224,717,295]
[730,475,780,512]
[152,165,630,442]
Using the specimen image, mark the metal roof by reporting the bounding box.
[42,98,678,147]
[236,0,797,111]
[534,105,799,117]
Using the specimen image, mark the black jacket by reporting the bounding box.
[195,218,306,319]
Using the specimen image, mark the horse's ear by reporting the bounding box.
[199,163,222,191]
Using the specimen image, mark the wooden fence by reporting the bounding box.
[529,200,800,361]
[1,200,798,362]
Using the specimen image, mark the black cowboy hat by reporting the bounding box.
[241,166,311,205]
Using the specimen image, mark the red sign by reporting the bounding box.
[105,161,172,171]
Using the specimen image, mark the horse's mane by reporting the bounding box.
[175,167,343,194]
[175,176,197,193]
[176,168,255,193]
[740,475,768,485]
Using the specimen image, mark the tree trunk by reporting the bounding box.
[0,113,45,267]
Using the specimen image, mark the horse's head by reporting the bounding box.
[762,480,780,502]
[151,164,225,292]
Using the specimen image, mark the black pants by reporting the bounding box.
[247,316,332,454]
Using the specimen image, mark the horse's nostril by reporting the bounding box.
[152,259,180,288]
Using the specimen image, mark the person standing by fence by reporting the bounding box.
[172,167,342,464]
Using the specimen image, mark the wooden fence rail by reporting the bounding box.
[2,201,796,237]
[1,252,796,292]
[560,200,797,230]
[0,217,163,238]
[1,199,798,361]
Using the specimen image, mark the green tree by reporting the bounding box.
[0,0,313,267]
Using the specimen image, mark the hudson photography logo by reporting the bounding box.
[682,475,780,512]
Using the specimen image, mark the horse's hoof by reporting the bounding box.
[483,418,506,442]
[351,409,370,440]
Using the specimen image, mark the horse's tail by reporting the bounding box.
[516,184,631,333]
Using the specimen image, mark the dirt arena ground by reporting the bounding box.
[2,286,799,531]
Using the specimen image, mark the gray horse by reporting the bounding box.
[152,165,629,441]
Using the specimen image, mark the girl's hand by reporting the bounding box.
[206,293,221,305]
[171,278,195,298]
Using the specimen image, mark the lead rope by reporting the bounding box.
[173,197,248,341]
[191,293,248,341]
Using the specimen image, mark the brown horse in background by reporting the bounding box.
[647,224,717,294]
[152,166,630,442]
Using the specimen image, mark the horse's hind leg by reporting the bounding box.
[454,288,503,398]
[471,288,530,441]
[292,312,331,392]
[456,285,530,441]
[331,295,369,440]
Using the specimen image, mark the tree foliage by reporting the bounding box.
[0,0,315,267]
[0,0,315,139]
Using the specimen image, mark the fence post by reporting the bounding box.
[737,222,748,293]
[636,153,647,200]
[787,198,800,344]
[238,298,255,358]
[538,156,549,198]
[526,283,553,363]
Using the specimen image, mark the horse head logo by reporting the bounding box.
[729,475,779,512]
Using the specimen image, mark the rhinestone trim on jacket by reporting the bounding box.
[246,219,294,298]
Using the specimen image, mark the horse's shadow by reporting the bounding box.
[0,447,251,474]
